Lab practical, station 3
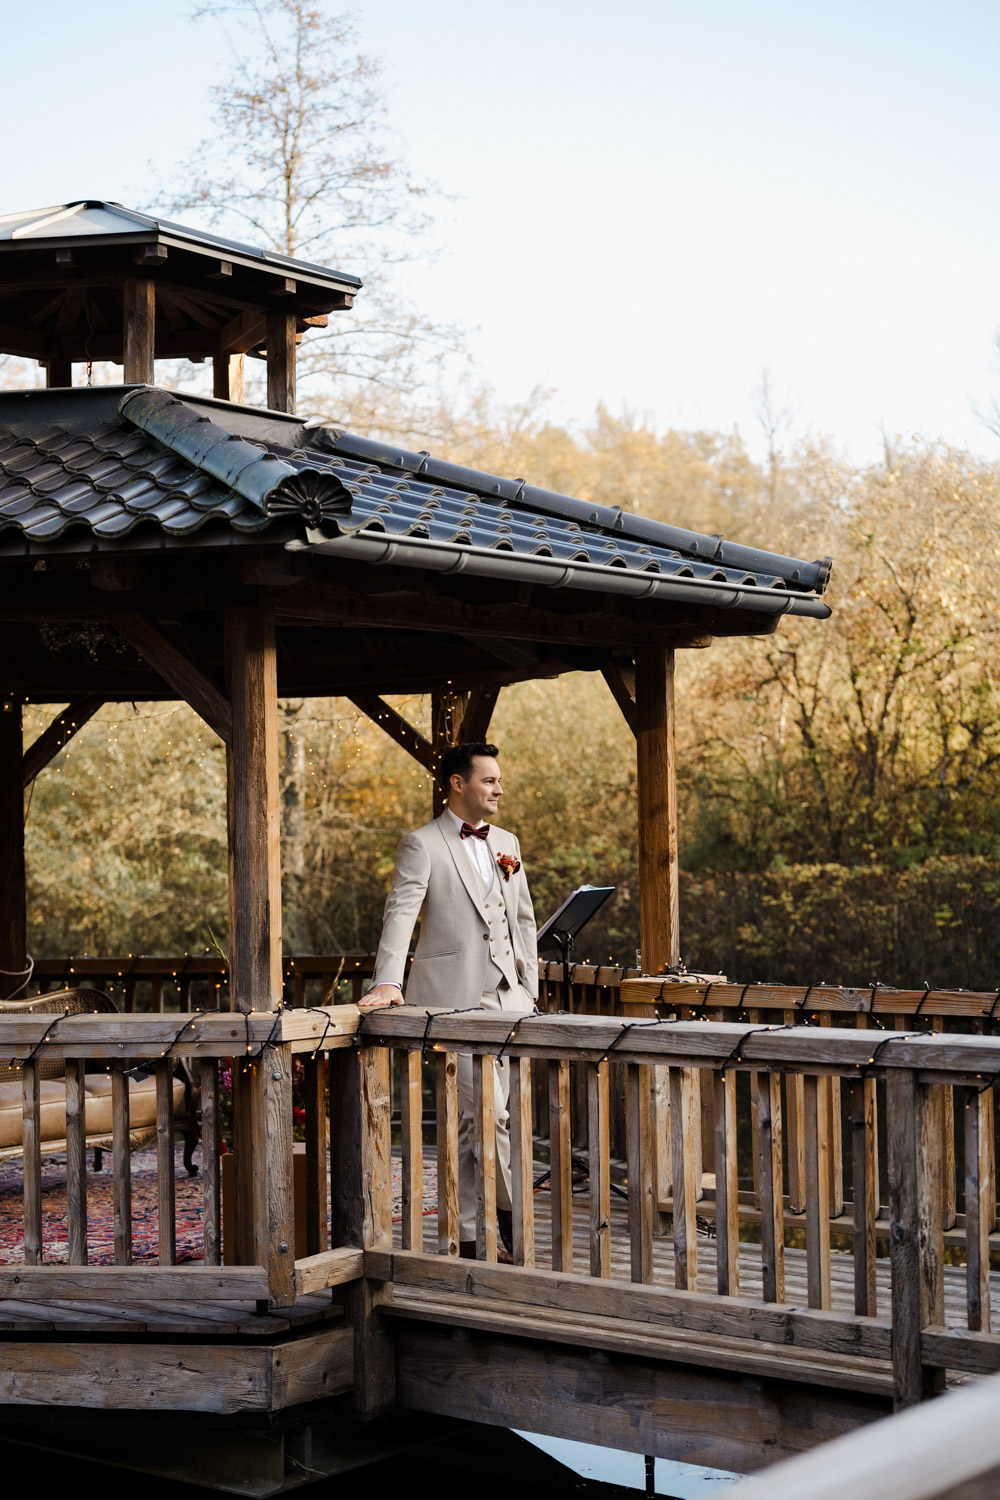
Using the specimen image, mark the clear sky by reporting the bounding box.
[3,0,1000,464]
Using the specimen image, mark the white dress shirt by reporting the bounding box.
[446,807,494,892]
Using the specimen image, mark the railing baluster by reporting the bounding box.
[304,1052,328,1255]
[435,1050,460,1256]
[651,1062,671,1230]
[473,1054,498,1262]
[746,1007,762,1209]
[509,1055,535,1268]
[156,1061,176,1265]
[819,1015,845,1218]
[399,1047,423,1251]
[964,1084,992,1333]
[587,1059,611,1278]
[785,1069,806,1214]
[112,1065,133,1266]
[21,1060,42,1266]
[850,1075,878,1316]
[549,1058,573,1272]
[625,1062,654,1284]
[64,1056,88,1265]
[804,1072,831,1310]
[932,1020,957,1230]
[757,1071,784,1303]
[667,1065,697,1289]
[200,1058,221,1266]
[713,1069,739,1296]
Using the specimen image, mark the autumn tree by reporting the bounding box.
[680,441,1000,870]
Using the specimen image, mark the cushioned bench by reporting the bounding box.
[0,988,196,1171]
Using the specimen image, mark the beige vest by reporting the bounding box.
[482,880,519,994]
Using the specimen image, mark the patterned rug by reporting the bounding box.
[0,1148,439,1266]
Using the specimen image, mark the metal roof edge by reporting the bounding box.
[0,201,363,293]
[313,428,833,595]
[290,529,833,619]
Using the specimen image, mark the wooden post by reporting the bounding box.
[225,606,286,1290]
[213,352,245,404]
[234,1043,296,1305]
[634,643,679,973]
[123,276,156,383]
[266,311,296,413]
[225,607,282,1012]
[887,1071,946,1407]
[45,356,72,388]
[0,699,26,1000]
[329,1042,395,1415]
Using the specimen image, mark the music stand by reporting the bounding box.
[537,884,615,997]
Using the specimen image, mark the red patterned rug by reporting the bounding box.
[0,1148,439,1265]
[0,1147,207,1265]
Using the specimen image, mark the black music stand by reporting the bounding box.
[537,884,615,997]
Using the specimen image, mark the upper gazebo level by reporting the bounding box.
[0,200,360,409]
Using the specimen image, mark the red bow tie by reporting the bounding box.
[460,822,490,841]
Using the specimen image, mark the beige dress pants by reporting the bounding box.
[456,986,532,1240]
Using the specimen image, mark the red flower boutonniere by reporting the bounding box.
[496,852,521,882]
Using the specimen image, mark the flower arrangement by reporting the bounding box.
[496,852,521,882]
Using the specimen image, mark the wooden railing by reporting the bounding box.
[357,1008,1000,1410]
[0,1004,360,1305]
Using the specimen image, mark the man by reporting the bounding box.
[359,742,538,1261]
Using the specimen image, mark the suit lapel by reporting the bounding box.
[434,813,488,917]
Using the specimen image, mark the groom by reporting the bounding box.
[359,742,538,1260]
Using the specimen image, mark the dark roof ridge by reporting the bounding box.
[304,425,832,594]
[119,388,352,527]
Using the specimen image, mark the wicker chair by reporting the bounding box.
[0,988,198,1173]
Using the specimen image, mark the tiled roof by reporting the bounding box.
[0,387,832,620]
[0,413,272,541]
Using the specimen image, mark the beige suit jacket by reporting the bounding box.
[374,812,538,1009]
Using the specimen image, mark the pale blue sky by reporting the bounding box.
[3,0,1000,462]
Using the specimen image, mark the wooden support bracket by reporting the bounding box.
[347,694,435,771]
[22,696,104,787]
[113,612,232,745]
[602,657,637,736]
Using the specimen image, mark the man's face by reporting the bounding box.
[450,755,503,824]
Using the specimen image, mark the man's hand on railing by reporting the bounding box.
[357,983,405,1013]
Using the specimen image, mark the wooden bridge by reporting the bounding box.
[2,965,1000,1493]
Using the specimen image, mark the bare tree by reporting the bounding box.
[159,0,460,428]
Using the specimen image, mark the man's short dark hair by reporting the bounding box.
[440,741,500,785]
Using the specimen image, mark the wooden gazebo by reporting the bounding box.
[0,202,863,1486]
[0,199,832,999]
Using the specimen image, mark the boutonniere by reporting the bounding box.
[496,852,521,882]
